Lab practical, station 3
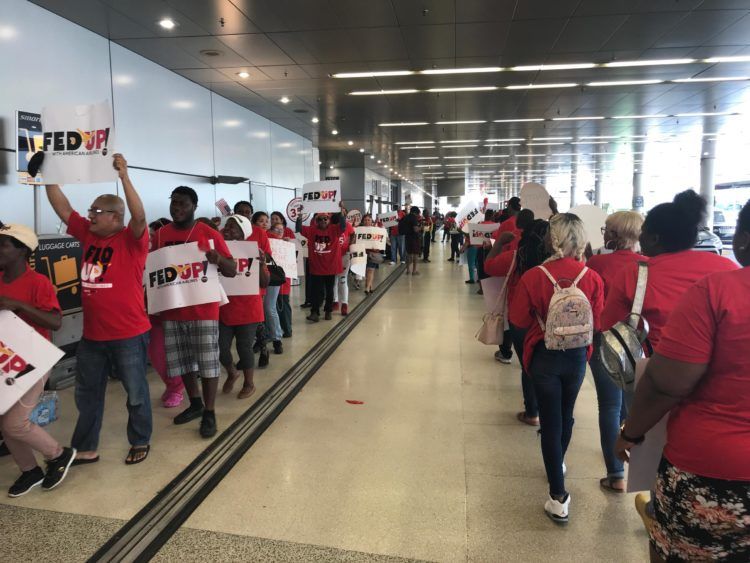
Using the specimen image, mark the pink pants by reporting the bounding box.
[148,319,184,395]
[0,375,63,472]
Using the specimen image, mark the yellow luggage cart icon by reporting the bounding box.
[41,255,79,295]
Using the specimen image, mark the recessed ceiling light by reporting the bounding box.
[311,117,319,123]
[317,161,322,165]
[370,155,375,159]
[223,119,241,127]
[587,79,663,87]
[279,96,291,104]
[333,70,414,78]
[158,18,176,29]
[236,71,250,79]
[493,118,545,123]
[349,89,419,95]
[673,76,750,83]
[511,63,596,71]
[604,58,695,68]
[440,139,479,143]
[506,83,578,90]
[434,120,487,125]
[552,116,605,121]
[332,129,339,135]
[377,160,382,164]
[421,67,502,75]
[171,100,193,109]
[347,140,354,146]
[329,165,334,169]
[427,86,498,93]
[379,122,429,126]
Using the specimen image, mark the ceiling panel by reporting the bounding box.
[653,10,747,48]
[116,37,209,68]
[217,34,295,66]
[401,25,455,60]
[455,22,510,58]
[552,16,630,53]
[166,0,261,34]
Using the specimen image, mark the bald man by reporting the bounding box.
[45,154,153,466]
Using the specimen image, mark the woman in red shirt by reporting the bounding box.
[616,200,750,562]
[219,215,269,399]
[270,212,295,336]
[253,212,284,356]
[509,213,604,524]
[586,211,645,493]
[0,224,75,496]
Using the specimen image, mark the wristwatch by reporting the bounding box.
[620,428,645,445]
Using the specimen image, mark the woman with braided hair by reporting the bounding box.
[509,213,604,524]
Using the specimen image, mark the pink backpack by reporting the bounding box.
[536,266,594,351]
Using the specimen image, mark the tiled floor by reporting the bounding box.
[0,246,650,561]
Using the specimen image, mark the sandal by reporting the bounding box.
[237,384,256,400]
[72,455,99,466]
[600,477,626,493]
[223,372,240,394]
[125,445,150,465]
[516,411,540,426]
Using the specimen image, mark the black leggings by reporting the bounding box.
[310,274,335,314]
[219,322,258,370]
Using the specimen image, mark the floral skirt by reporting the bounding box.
[652,457,750,562]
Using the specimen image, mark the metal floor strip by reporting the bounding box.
[90,264,405,562]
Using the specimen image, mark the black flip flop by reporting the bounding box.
[71,456,100,466]
[125,445,150,465]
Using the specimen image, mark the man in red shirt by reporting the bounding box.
[45,154,153,465]
[152,187,237,438]
[297,202,346,322]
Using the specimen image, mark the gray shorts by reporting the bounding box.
[163,320,220,379]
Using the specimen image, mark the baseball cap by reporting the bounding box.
[0,223,39,251]
[226,214,253,240]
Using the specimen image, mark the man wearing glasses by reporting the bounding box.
[45,154,153,465]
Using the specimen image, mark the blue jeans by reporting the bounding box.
[466,246,479,281]
[590,339,628,479]
[390,235,406,263]
[72,333,152,451]
[264,285,282,342]
[529,343,587,497]
[509,323,538,418]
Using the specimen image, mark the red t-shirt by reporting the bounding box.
[483,248,520,306]
[657,267,750,480]
[67,211,151,340]
[339,222,355,252]
[0,266,60,340]
[153,222,232,322]
[389,211,405,236]
[219,262,267,326]
[601,250,738,349]
[587,249,646,299]
[509,258,604,373]
[492,215,520,251]
[283,227,296,241]
[301,223,344,275]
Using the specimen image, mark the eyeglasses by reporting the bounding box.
[88,208,118,215]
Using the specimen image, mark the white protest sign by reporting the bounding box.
[520,182,553,220]
[485,202,500,213]
[218,241,259,296]
[145,242,221,314]
[354,226,387,251]
[269,239,297,280]
[347,209,362,227]
[295,232,308,258]
[568,204,608,250]
[378,210,399,228]
[287,197,309,224]
[301,180,340,214]
[40,100,117,184]
[469,223,497,246]
[456,200,483,231]
[0,312,66,415]
[349,243,367,277]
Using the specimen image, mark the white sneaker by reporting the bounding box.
[544,494,570,524]
[494,350,512,364]
[562,461,567,476]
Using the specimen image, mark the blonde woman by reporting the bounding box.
[587,211,645,493]
[509,213,604,524]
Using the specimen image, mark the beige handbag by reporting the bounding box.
[475,251,516,345]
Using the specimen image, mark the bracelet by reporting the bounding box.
[620,428,645,445]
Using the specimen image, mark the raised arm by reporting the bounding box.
[114,154,146,239]
[44,184,73,224]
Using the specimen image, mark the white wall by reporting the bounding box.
[0,0,315,231]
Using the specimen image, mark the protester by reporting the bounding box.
[389,206,406,265]
[0,224,76,496]
[586,211,645,493]
[219,215,269,400]
[510,213,604,524]
[333,209,356,316]
[268,221,291,339]
[252,212,283,355]
[233,201,253,221]
[297,202,346,322]
[601,190,738,528]
[431,210,440,242]
[615,199,750,562]
[270,212,295,337]
[402,207,422,276]
[45,154,153,465]
[152,186,237,439]
[421,211,432,262]
[147,218,185,409]
[446,213,461,261]
[246,208,273,368]
[361,214,382,294]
